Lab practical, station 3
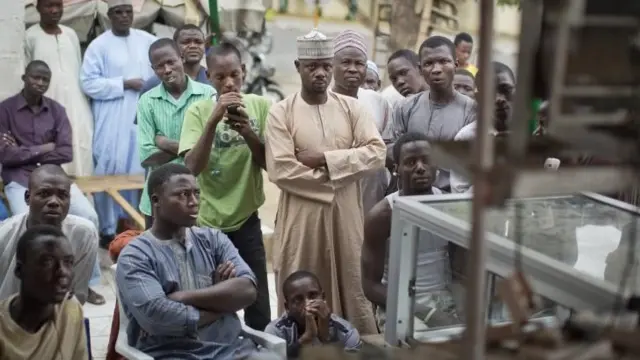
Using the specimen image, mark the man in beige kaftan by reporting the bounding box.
[265,29,386,335]
[24,0,94,177]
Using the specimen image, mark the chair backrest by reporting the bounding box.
[112,265,131,342]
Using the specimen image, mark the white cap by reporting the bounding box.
[296,29,334,60]
[107,0,132,9]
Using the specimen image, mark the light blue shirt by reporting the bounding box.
[116,227,259,360]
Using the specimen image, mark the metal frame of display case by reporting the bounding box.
[383,192,634,346]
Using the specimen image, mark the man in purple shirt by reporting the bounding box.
[0,60,105,304]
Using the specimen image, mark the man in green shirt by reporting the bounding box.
[179,42,272,330]
[137,38,216,227]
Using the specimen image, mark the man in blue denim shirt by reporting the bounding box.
[116,163,272,359]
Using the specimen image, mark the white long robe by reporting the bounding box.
[24,24,94,177]
[357,88,393,215]
[265,91,386,334]
[80,29,156,235]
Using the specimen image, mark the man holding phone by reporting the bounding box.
[179,42,272,331]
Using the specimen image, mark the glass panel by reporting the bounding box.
[425,195,640,293]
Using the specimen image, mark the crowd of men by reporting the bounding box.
[0,0,532,358]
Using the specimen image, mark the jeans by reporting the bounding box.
[4,181,102,286]
[224,212,271,331]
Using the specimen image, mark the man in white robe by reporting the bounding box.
[330,30,393,215]
[80,0,156,242]
[265,29,386,335]
[24,0,94,178]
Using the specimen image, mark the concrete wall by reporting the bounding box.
[457,1,521,71]
[0,0,24,100]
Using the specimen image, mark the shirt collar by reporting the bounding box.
[148,76,206,100]
[16,92,50,111]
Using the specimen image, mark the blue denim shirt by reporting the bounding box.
[116,227,258,360]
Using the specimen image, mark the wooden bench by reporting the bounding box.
[74,175,146,229]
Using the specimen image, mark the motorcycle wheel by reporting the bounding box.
[265,85,285,103]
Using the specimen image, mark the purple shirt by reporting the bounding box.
[0,93,73,186]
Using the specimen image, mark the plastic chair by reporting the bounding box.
[111,264,286,359]
[84,318,92,360]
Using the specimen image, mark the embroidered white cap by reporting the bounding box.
[296,29,334,60]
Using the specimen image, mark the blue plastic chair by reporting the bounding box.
[84,318,93,360]
[0,201,9,222]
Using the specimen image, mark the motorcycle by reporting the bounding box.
[242,50,285,103]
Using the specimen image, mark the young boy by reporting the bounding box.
[265,271,362,357]
[453,69,476,100]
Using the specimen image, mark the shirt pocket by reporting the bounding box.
[196,273,213,289]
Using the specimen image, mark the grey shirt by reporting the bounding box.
[116,227,259,360]
[390,90,476,189]
[265,312,361,358]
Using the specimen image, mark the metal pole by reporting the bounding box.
[313,0,321,28]
[463,0,495,358]
[208,0,220,45]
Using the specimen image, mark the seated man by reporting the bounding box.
[116,163,275,359]
[0,165,99,304]
[362,133,462,332]
[266,270,362,358]
[0,60,98,228]
[0,224,88,360]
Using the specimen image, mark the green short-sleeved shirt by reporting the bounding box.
[179,94,270,232]
[137,78,216,215]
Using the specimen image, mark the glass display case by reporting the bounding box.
[384,192,640,346]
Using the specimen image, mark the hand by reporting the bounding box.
[40,142,56,153]
[168,291,187,303]
[299,312,318,344]
[155,134,169,150]
[295,149,326,169]
[124,78,144,91]
[225,108,253,137]
[210,92,244,125]
[212,261,236,283]
[0,133,16,147]
[306,300,331,342]
[155,135,177,153]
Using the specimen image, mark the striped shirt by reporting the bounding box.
[136,77,215,215]
[265,312,362,358]
[115,227,259,359]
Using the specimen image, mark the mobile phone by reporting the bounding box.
[227,105,240,116]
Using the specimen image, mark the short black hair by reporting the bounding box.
[494,61,515,81]
[25,60,50,74]
[454,32,473,46]
[387,49,419,66]
[418,36,456,59]
[16,224,66,263]
[206,41,242,64]
[28,164,69,189]
[282,270,322,299]
[147,163,193,197]
[173,24,203,42]
[455,68,475,79]
[477,61,515,84]
[393,132,430,164]
[148,38,181,61]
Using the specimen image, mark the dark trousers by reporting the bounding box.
[224,212,271,331]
